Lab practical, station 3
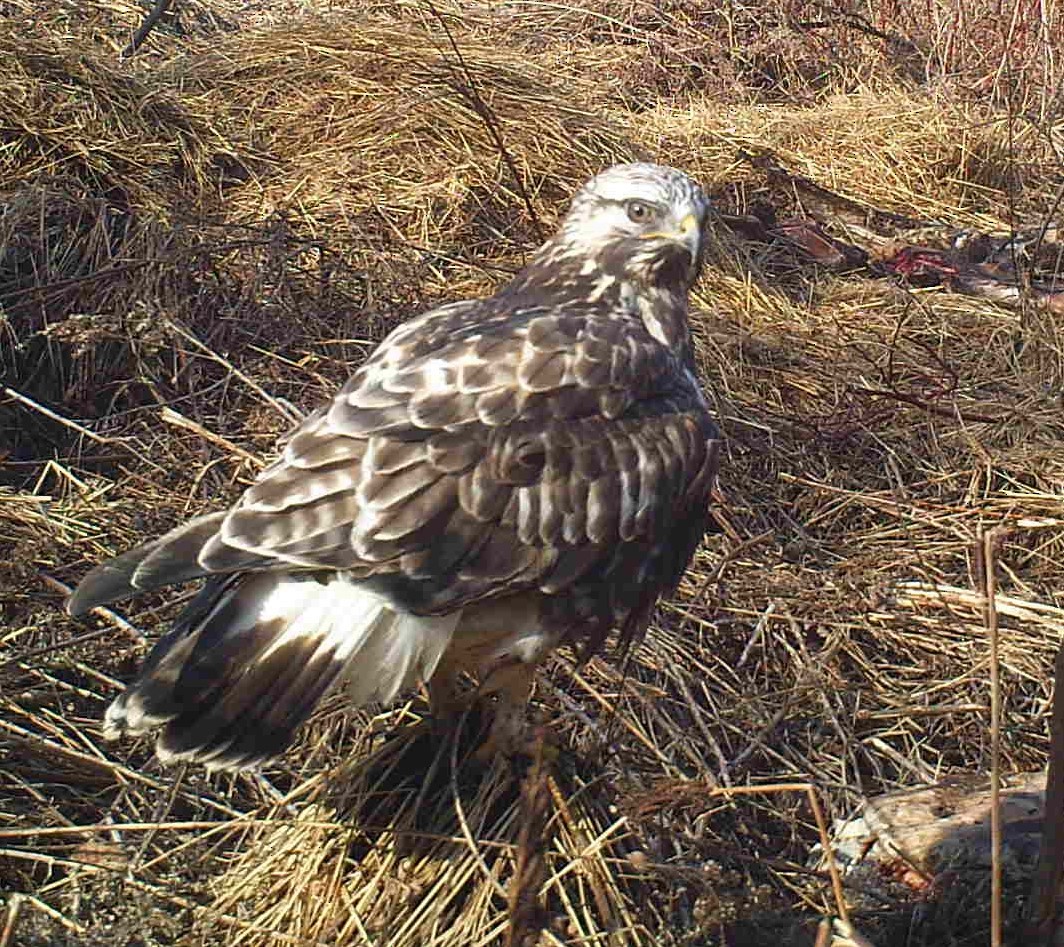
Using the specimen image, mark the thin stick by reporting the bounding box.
[449,714,510,903]
[160,406,265,469]
[649,780,852,925]
[2,386,116,446]
[38,573,146,641]
[803,785,851,928]
[0,716,243,817]
[7,895,84,937]
[0,895,21,947]
[121,0,175,58]
[832,916,878,947]
[420,0,545,244]
[978,527,1006,947]
[505,734,551,947]
[166,321,304,425]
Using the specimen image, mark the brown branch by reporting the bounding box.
[737,148,931,231]
[851,386,1004,425]
[505,734,552,947]
[790,1,922,56]
[721,155,1064,315]
[1025,641,1064,942]
[122,0,176,58]
[3,261,156,302]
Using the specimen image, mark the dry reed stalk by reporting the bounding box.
[976,527,1007,947]
[0,896,21,947]
[505,735,553,947]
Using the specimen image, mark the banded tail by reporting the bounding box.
[71,528,458,770]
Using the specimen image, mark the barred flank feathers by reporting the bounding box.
[104,572,459,770]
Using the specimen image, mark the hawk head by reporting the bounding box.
[506,163,710,352]
[559,162,709,290]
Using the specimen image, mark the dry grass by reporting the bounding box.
[2,1,1064,945]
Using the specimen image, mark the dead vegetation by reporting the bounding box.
[2,1,1063,945]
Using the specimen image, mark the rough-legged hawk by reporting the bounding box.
[68,163,722,771]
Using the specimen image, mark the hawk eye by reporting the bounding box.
[625,200,655,224]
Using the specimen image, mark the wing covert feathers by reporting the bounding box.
[69,304,716,627]
[103,573,459,770]
[187,307,719,616]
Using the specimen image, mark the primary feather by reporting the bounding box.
[70,162,722,770]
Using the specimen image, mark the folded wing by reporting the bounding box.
[71,301,719,647]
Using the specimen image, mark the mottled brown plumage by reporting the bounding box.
[69,163,721,770]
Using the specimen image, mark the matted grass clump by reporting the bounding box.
[167,17,634,251]
[2,2,1064,946]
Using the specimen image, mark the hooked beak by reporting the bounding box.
[676,212,702,281]
[637,210,705,286]
[641,212,702,254]
[677,213,701,258]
